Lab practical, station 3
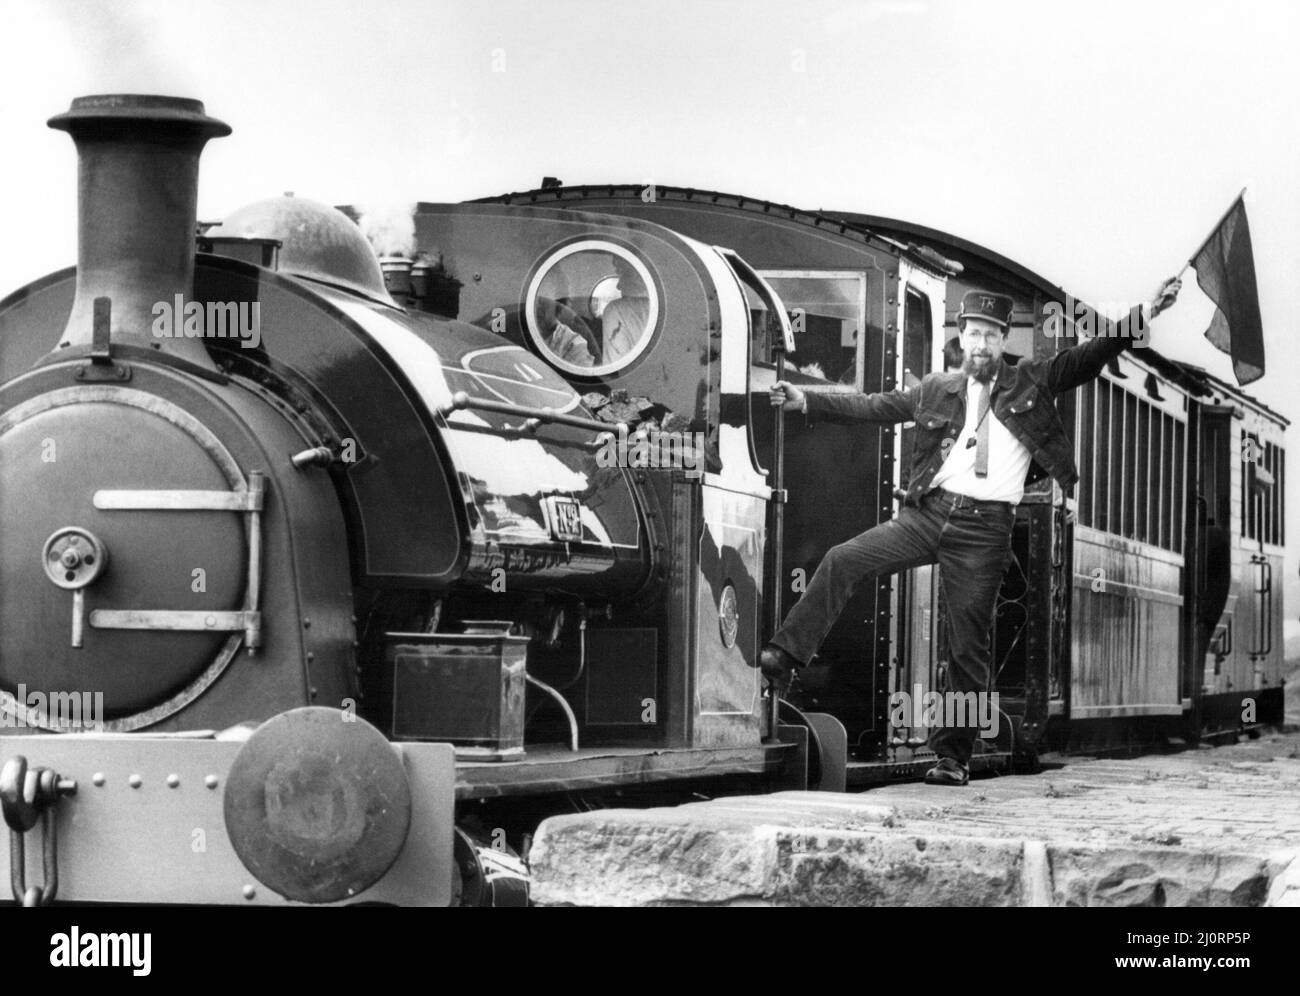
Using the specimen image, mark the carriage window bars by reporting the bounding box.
[1074,376,1185,553]
[1242,433,1284,546]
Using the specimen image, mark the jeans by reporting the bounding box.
[771,488,1014,764]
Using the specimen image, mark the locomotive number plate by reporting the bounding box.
[544,496,583,542]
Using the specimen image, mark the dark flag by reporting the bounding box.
[1191,195,1265,385]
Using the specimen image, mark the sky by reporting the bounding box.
[2,0,1297,611]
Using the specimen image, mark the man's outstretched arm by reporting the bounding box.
[770,380,918,424]
[1043,277,1182,394]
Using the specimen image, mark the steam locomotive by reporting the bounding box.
[0,95,1286,907]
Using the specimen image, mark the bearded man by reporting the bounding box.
[761,281,1180,784]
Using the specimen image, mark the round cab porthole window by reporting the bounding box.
[525,240,659,376]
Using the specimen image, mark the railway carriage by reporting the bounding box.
[835,214,1287,745]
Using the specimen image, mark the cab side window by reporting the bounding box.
[759,271,866,387]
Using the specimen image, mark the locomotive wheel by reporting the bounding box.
[777,699,824,788]
[1010,742,1041,774]
[451,827,530,907]
[1007,714,1041,773]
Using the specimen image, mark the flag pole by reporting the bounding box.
[1176,187,1247,280]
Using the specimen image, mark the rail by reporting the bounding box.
[437,391,625,437]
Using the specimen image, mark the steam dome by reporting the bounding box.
[209,196,395,306]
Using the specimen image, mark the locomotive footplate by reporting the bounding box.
[454,743,794,800]
[843,751,1013,788]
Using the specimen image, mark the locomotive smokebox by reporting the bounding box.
[48,95,230,370]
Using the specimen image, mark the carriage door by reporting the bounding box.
[891,266,946,754]
[1192,406,1234,698]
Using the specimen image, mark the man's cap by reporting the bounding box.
[957,290,1014,329]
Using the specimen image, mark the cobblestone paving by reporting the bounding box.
[863,731,1300,858]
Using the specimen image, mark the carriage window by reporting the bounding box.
[1258,439,1268,540]
[1107,383,1124,534]
[1279,449,1286,545]
[1076,380,1095,527]
[1172,419,1184,554]
[1267,441,1283,546]
[1243,432,1260,541]
[1135,403,1150,544]
[1094,380,1111,532]
[1158,412,1171,550]
[1242,429,1253,538]
[1243,433,1284,546]
[1122,392,1138,539]
[524,240,659,376]
[1079,376,1185,553]
[760,271,866,386]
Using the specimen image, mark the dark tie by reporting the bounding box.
[974,381,991,478]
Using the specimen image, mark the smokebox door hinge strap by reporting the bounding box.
[90,296,112,362]
[73,296,131,381]
[87,471,266,652]
[93,488,265,512]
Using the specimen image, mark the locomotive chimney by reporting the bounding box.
[48,95,231,369]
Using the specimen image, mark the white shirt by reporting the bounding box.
[929,374,1033,504]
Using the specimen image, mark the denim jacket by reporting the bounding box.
[804,330,1134,505]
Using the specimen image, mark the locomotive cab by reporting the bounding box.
[393,203,799,751]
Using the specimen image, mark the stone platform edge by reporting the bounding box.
[528,793,1300,907]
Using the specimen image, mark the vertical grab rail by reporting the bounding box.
[764,347,788,744]
[1255,556,1273,657]
[1193,496,1209,599]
